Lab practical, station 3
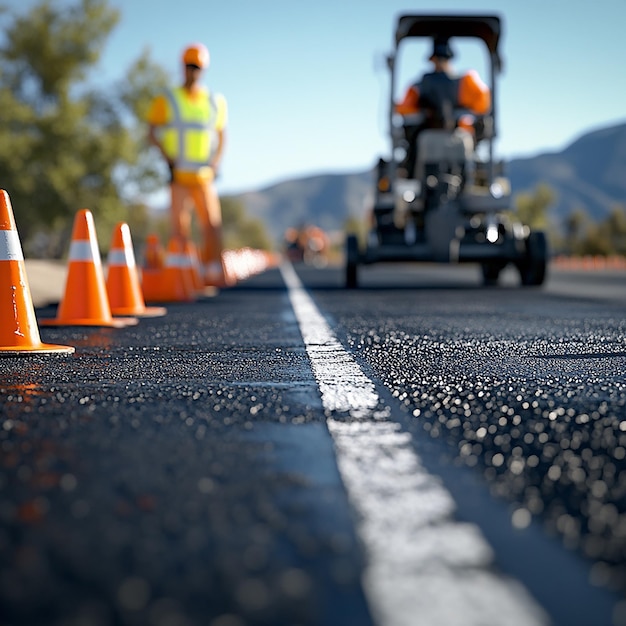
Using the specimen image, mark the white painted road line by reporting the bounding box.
[281,261,549,626]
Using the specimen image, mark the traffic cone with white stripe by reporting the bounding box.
[144,237,195,303]
[0,190,74,355]
[41,209,138,327]
[106,222,166,317]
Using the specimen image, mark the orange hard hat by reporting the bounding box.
[182,43,209,68]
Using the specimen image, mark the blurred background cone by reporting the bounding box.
[106,223,166,317]
[153,238,196,303]
[41,209,137,327]
[141,233,165,304]
[0,190,74,355]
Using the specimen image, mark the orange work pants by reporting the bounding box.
[170,179,223,266]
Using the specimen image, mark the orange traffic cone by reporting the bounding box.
[106,223,166,317]
[140,234,165,304]
[0,190,74,355]
[41,209,138,327]
[146,237,195,303]
[144,233,165,269]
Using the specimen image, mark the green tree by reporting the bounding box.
[601,204,626,255]
[344,214,368,247]
[513,183,555,231]
[0,0,167,257]
[115,49,170,200]
[562,204,626,257]
[563,207,591,256]
[221,196,272,250]
[583,222,612,256]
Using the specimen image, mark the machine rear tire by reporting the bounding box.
[519,231,547,286]
[345,234,359,289]
[481,261,504,286]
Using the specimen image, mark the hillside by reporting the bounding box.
[507,122,626,223]
[235,170,375,244]
[234,121,626,244]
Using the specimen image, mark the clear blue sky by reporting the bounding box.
[6,0,626,196]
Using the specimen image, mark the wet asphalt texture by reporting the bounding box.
[310,266,626,603]
[2,263,626,626]
[0,275,373,626]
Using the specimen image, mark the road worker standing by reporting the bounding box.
[147,43,230,287]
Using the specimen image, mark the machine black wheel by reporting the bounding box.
[481,261,504,286]
[345,234,359,289]
[518,231,547,286]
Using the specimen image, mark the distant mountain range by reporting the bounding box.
[508,121,626,223]
[234,121,626,243]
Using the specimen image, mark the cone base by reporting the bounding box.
[145,294,195,304]
[0,343,75,356]
[111,306,167,318]
[204,277,232,289]
[40,316,138,328]
[199,286,219,298]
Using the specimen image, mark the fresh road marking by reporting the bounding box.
[280,261,548,626]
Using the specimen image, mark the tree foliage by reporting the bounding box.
[344,213,368,247]
[562,207,591,256]
[115,49,171,199]
[0,0,167,256]
[511,184,626,257]
[221,196,273,250]
[563,204,626,257]
[512,183,554,231]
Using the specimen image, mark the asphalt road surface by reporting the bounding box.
[1,261,626,626]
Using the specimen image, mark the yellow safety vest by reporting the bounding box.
[160,87,217,174]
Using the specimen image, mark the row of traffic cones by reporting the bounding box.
[139,237,274,303]
[40,209,168,328]
[0,192,185,355]
[0,188,276,357]
[141,236,207,304]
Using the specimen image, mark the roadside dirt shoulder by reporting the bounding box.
[24,259,67,308]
